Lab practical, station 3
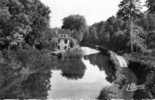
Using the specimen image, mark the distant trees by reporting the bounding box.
[80,0,152,53]
[81,16,130,53]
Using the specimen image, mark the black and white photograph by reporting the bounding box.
[0,0,155,99]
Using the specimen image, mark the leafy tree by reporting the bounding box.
[117,0,143,52]
[0,0,54,98]
[0,48,54,98]
[135,3,155,50]
[84,16,130,53]
[117,0,142,21]
[81,26,100,46]
[62,15,88,42]
[0,0,51,50]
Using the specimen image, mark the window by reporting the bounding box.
[70,41,73,48]
[64,39,68,44]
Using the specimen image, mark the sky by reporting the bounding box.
[40,0,147,28]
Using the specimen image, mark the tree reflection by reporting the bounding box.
[0,48,55,99]
[57,58,86,80]
[85,53,116,82]
[97,56,155,99]
[21,72,51,99]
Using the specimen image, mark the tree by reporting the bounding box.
[117,0,144,52]
[134,1,155,50]
[80,16,130,53]
[62,15,88,42]
[0,0,51,50]
[117,0,142,21]
[0,0,54,98]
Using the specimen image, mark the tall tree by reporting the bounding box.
[117,0,142,21]
[117,0,143,52]
[0,0,51,49]
[145,0,155,49]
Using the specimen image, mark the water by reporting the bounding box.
[48,57,111,99]
[0,46,149,99]
[8,46,114,99]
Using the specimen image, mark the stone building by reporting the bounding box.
[52,34,78,52]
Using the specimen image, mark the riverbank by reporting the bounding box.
[98,52,155,99]
[0,48,57,98]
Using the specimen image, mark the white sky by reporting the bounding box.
[40,0,147,28]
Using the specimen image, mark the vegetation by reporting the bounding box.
[80,0,155,99]
[0,0,51,49]
[0,0,155,99]
[57,58,86,79]
[80,0,154,54]
[0,0,55,99]
[62,15,88,42]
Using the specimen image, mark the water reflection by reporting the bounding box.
[86,52,117,82]
[21,72,51,99]
[57,58,86,79]
[48,57,111,99]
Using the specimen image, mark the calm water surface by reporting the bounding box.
[48,57,112,99]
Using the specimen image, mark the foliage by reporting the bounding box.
[21,72,51,99]
[135,14,155,50]
[0,48,55,98]
[57,58,86,79]
[0,0,55,98]
[97,53,155,99]
[117,0,142,21]
[81,16,129,53]
[0,0,50,49]
[62,15,88,42]
[0,0,155,99]
[82,14,150,53]
[124,53,155,99]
